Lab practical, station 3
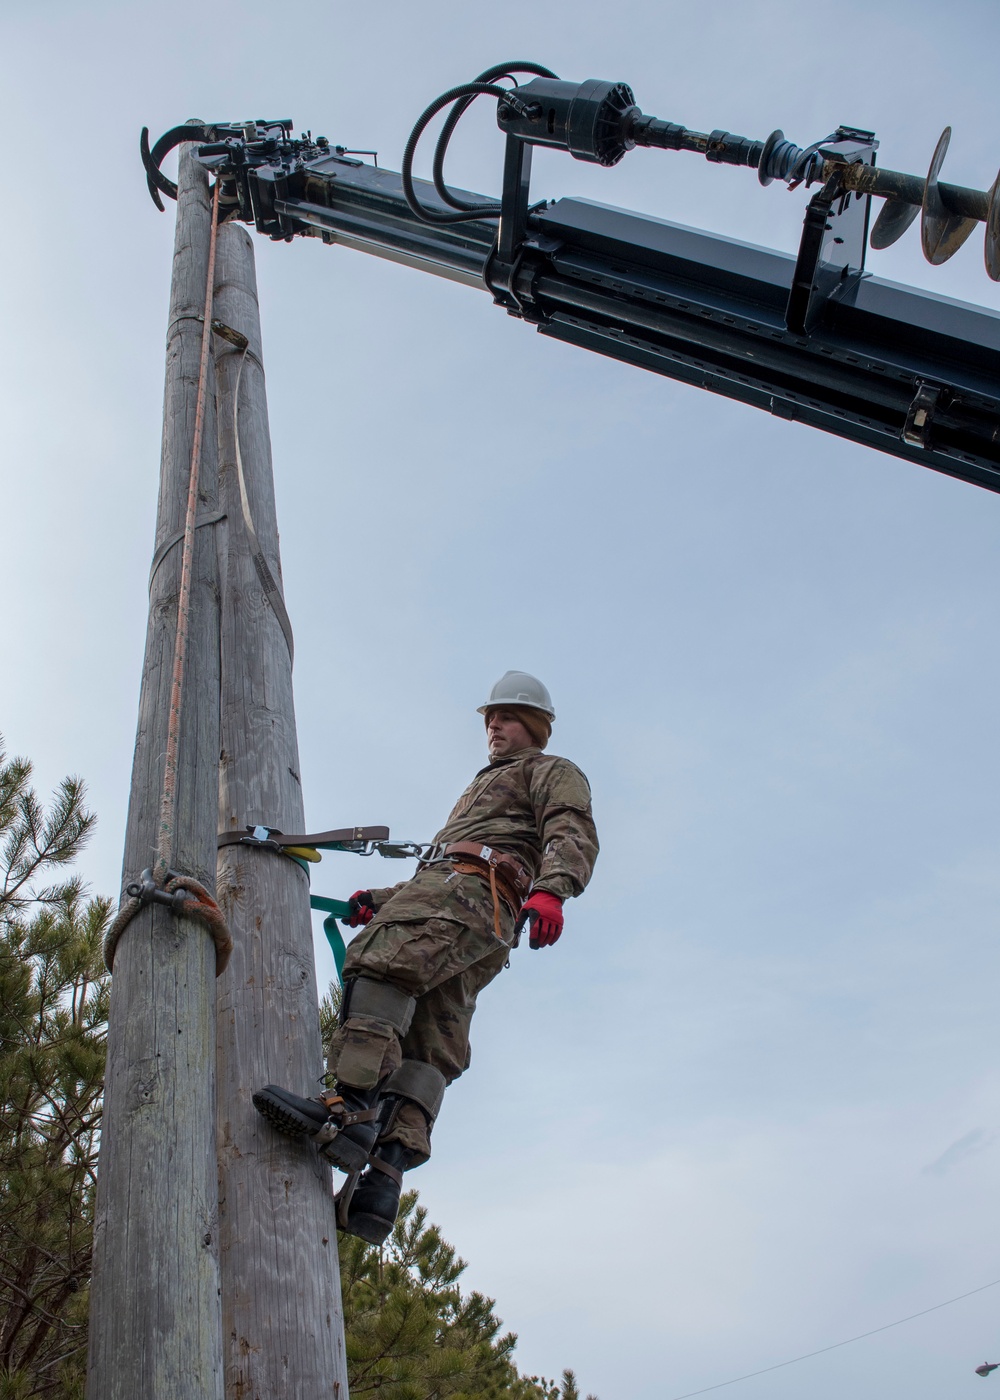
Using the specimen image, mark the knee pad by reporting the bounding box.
[332,978,416,1090]
[382,1059,447,1125]
[342,977,416,1036]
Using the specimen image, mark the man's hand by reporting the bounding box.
[344,890,376,928]
[519,891,564,949]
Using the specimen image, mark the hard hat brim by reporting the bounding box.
[477,701,556,720]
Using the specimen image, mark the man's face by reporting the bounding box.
[486,708,535,759]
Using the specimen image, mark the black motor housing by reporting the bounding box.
[496,77,639,166]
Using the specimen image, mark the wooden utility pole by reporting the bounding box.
[87,142,225,1399]
[213,222,349,1398]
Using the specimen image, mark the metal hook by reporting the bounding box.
[140,123,217,211]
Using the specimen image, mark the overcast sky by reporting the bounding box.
[4,2,1000,1397]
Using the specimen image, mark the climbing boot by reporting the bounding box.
[252,1082,381,1174]
[340,1138,411,1245]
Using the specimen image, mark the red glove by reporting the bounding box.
[344,890,375,928]
[519,891,564,950]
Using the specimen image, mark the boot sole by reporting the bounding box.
[253,1087,374,1174]
[343,1209,396,1246]
[252,1086,324,1138]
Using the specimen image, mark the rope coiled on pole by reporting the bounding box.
[104,871,233,975]
[106,174,232,978]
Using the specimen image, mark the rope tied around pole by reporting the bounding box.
[104,870,233,975]
[106,173,232,978]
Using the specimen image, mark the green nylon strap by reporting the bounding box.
[310,895,351,982]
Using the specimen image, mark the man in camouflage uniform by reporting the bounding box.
[254,671,598,1243]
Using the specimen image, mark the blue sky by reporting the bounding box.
[3,2,1000,1396]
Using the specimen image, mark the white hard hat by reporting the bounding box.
[477,671,556,720]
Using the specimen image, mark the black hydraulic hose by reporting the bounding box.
[431,61,559,212]
[401,81,536,224]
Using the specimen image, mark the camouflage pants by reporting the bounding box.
[327,864,515,1164]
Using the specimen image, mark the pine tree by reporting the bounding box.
[339,1194,598,1400]
[0,736,109,1398]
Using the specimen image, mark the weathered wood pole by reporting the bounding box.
[87,141,225,1400]
[213,222,349,1399]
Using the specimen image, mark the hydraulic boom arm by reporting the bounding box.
[142,66,1000,493]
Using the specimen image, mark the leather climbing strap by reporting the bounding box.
[449,857,520,944]
[217,824,390,852]
[335,1171,362,1230]
[366,1154,404,1186]
[488,861,502,942]
[312,1094,381,1146]
[333,1156,404,1232]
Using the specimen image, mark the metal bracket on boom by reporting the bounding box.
[484,135,562,319]
[786,129,876,335]
[902,382,946,449]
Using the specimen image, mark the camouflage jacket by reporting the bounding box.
[367,747,598,913]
